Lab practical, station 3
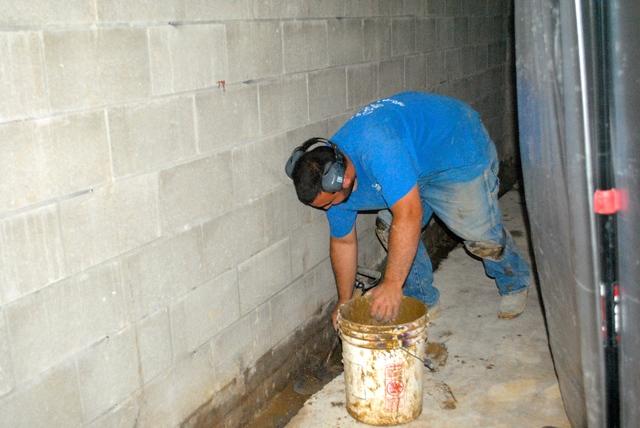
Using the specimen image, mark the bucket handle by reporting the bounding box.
[400,347,436,372]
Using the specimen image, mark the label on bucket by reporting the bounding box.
[384,362,405,412]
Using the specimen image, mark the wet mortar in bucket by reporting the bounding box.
[337,296,429,426]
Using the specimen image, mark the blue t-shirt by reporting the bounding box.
[327,91,493,238]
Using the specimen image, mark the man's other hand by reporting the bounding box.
[368,282,403,322]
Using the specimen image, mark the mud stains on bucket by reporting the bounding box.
[338,296,428,426]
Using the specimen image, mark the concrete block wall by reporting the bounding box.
[0,0,515,426]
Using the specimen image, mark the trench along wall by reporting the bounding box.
[0,0,516,426]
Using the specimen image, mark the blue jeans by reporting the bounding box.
[376,150,530,306]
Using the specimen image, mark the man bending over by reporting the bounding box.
[285,92,531,327]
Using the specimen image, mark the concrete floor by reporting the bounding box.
[287,191,571,428]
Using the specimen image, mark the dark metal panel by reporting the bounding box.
[609,2,640,427]
[515,1,605,426]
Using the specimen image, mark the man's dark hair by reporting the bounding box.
[291,146,335,204]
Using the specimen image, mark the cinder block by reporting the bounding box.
[5,261,126,383]
[379,0,404,16]
[122,228,206,320]
[488,41,506,66]
[391,17,416,56]
[195,85,259,153]
[137,309,172,385]
[259,74,308,135]
[232,135,288,205]
[0,111,110,212]
[0,362,83,428]
[438,17,455,48]
[306,0,345,17]
[270,274,314,344]
[211,302,272,387]
[44,29,149,111]
[486,0,505,16]
[308,68,347,122]
[0,309,13,397]
[347,63,378,108]
[60,174,159,273]
[97,0,184,22]
[0,205,66,305]
[416,18,437,52]
[476,44,489,70]
[0,32,47,122]
[171,270,240,353]
[238,238,292,315]
[459,46,474,76]
[76,328,140,422]
[290,220,330,279]
[283,20,328,73]
[158,153,232,232]
[108,96,196,178]
[358,225,386,268]
[0,0,95,25]
[454,17,468,46]
[405,54,427,90]
[202,201,266,279]
[226,21,282,82]
[327,19,364,66]
[468,17,488,43]
[327,110,355,136]
[378,58,404,98]
[363,18,391,61]
[449,77,471,103]
[355,208,376,234]
[262,185,303,247]
[312,258,336,306]
[252,0,306,18]
[445,48,463,80]
[87,396,140,428]
[445,0,463,16]
[425,0,445,16]
[485,16,505,42]
[466,0,487,16]
[184,0,251,20]
[403,0,424,16]
[137,344,214,427]
[149,25,226,95]
[464,74,483,102]
[426,50,446,87]
[344,0,381,17]
[285,120,330,153]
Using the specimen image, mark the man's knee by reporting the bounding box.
[465,240,504,261]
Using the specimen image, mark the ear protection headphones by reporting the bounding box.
[285,137,346,193]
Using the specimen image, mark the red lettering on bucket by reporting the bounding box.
[384,363,405,412]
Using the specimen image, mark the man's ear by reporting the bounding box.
[342,169,353,188]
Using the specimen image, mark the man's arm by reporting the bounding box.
[369,185,422,321]
[330,225,358,328]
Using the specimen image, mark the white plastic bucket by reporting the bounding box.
[337,296,428,426]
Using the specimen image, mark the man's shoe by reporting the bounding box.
[498,288,528,319]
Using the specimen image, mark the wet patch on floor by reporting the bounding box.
[425,342,449,369]
[424,379,458,410]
